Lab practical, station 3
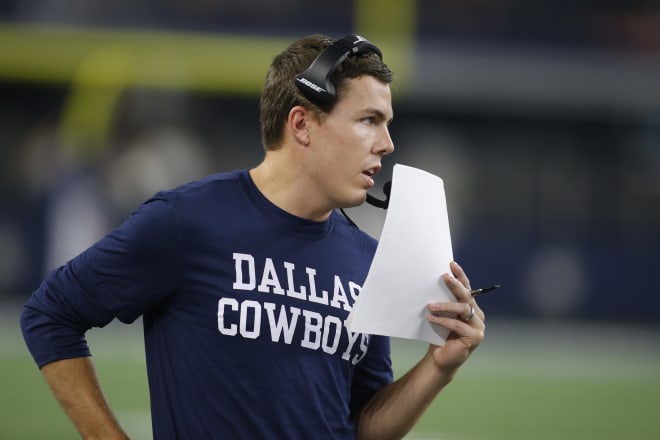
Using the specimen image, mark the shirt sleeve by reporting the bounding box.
[20,194,182,368]
[349,334,393,419]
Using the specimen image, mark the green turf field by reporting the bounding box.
[2,302,659,439]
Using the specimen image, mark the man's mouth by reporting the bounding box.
[362,165,381,178]
[362,165,381,188]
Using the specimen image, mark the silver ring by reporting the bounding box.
[463,305,475,321]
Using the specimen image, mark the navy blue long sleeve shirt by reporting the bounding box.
[21,170,392,439]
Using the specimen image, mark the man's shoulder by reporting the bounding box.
[152,170,246,203]
[171,170,243,194]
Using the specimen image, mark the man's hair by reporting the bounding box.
[259,34,393,151]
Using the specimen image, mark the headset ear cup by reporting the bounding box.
[294,34,382,106]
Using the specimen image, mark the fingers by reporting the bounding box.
[428,301,474,320]
[462,304,476,322]
[442,273,472,303]
[427,301,485,337]
[449,261,471,291]
[427,302,485,348]
[439,261,486,322]
[426,262,486,361]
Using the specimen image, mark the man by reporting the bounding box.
[21,34,485,439]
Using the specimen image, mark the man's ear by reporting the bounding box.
[288,105,311,146]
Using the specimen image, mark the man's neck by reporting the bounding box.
[249,156,332,222]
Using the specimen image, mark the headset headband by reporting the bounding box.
[294,34,382,105]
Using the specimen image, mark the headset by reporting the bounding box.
[295,34,382,105]
[295,34,391,212]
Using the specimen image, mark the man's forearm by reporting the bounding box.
[356,349,455,440]
[41,357,128,440]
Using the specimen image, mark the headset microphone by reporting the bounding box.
[365,181,391,209]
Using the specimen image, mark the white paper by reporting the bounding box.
[346,164,456,345]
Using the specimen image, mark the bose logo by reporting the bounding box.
[296,77,326,93]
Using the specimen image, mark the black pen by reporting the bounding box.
[470,285,501,296]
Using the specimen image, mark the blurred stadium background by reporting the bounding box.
[1,1,659,438]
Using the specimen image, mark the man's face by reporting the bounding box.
[306,75,394,209]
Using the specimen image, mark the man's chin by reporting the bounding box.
[338,194,366,209]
